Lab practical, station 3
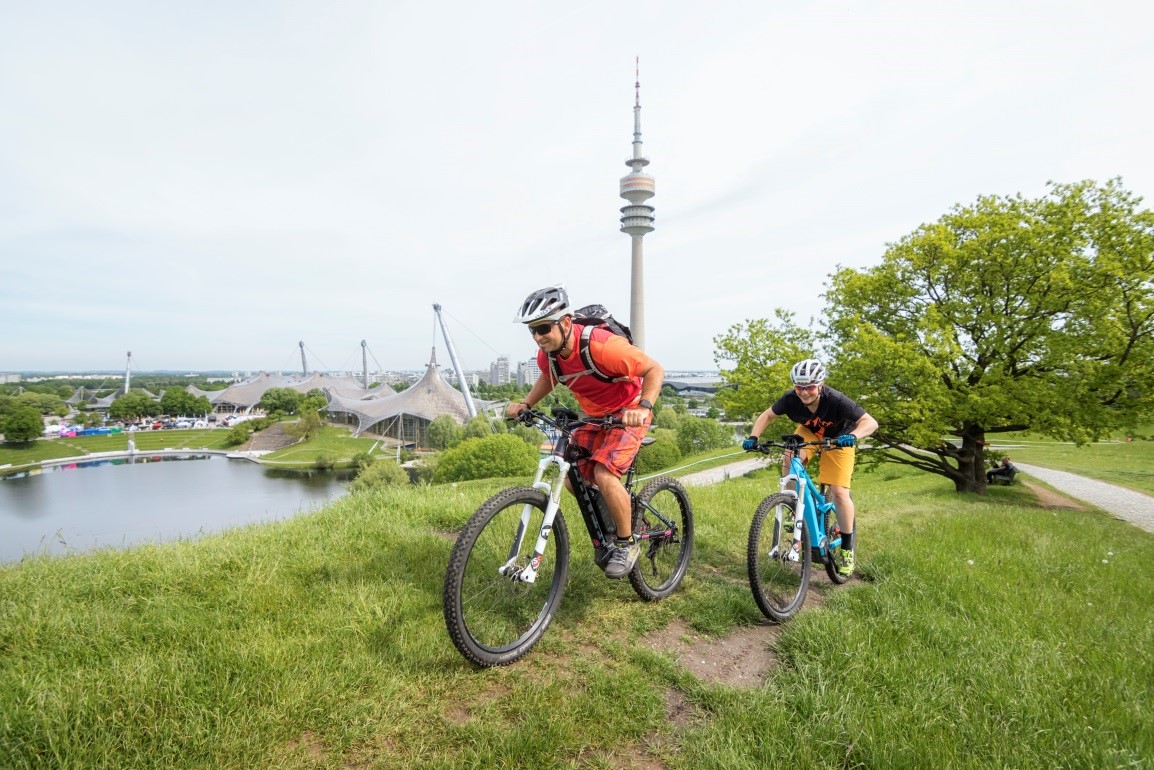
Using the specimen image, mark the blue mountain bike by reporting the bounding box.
[745,434,851,622]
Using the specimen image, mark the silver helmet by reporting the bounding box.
[790,358,827,386]
[513,285,571,324]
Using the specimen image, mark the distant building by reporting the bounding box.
[490,356,510,387]
[441,369,481,388]
[517,359,541,388]
[0,373,21,384]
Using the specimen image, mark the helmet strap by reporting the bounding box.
[557,317,574,356]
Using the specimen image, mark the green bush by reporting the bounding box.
[427,415,464,450]
[433,434,539,483]
[676,416,734,455]
[225,425,251,446]
[632,429,682,475]
[412,456,437,484]
[654,407,680,430]
[351,451,375,471]
[462,415,495,440]
[349,460,410,492]
[510,423,546,448]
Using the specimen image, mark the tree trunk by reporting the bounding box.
[951,427,987,494]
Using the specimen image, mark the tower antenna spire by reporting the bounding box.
[619,56,655,350]
[635,56,640,108]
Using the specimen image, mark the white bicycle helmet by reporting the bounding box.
[790,358,827,386]
[513,285,571,324]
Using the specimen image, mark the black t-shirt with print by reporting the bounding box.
[770,386,866,440]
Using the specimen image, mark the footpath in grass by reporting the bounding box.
[1,467,1152,768]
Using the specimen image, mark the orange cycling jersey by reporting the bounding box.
[536,324,651,416]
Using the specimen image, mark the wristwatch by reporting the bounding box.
[638,399,654,411]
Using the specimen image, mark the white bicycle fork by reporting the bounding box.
[770,473,804,561]
[498,453,571,584]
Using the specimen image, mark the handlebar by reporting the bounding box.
[747,436,835,455]
[512,407,623,433]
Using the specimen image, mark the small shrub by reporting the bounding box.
[226,425,251,446]
[434,434,539,483]
[632,430,682,475]
[349,460,410,492]
[510,423,546,448]
[313,454,335,470]
[412,456,437,484]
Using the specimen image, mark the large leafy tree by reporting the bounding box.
[160,388,212,417]
[2,406,44,443]
[109,390,161,421]
[258,387,302,415]
[825,179,1154,492]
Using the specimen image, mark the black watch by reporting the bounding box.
[638,399,654,411]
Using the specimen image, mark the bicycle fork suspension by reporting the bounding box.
[498,456,569,584]
[774,475,804,560]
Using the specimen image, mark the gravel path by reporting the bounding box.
[678,456,770,487]
[1013,463,1154,534]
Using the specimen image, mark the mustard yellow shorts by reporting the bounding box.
[791,425,856,488]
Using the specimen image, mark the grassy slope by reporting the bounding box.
[2,463,1152,769]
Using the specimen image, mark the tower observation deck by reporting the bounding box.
[619,58,654,350]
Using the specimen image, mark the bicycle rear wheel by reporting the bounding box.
[629,476,694,601]
[823,506,852,585]
[443,486,570,667]
[747,493,811,621]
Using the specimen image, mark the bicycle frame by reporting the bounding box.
[500,413,624,584]
[777,449,842,559]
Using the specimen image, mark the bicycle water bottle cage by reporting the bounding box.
[782,434,805,450]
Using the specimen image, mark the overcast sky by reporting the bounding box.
[2,1,1150,375]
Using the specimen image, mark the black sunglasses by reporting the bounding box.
[528,321,558,336]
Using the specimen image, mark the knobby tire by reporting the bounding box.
[628,476,694,601]
[747,493,811,622]
[443,486,570,667]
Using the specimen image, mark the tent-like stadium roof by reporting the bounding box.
[190,372,394,410]
[325,349,478,436]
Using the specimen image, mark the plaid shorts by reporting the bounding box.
[570,413,652,483]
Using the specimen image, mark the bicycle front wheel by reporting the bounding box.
[747,493,811,622]
[443,486,570,667]
[629,476,694,601]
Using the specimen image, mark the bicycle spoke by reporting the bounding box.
[444,487,569,667]
[628,477,694,601]
[747,494,810,622]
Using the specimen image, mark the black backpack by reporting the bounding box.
[548,304,634,385]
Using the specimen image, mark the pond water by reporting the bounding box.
[0,455,350,564]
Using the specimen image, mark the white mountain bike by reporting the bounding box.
[443,407,694,667]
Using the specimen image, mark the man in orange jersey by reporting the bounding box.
[505,285,665,579]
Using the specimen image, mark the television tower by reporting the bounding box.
[619,57,655,351]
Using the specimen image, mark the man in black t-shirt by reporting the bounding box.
[742,359,878,576]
